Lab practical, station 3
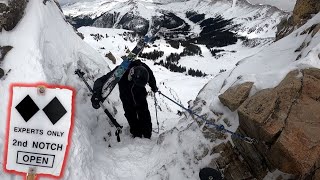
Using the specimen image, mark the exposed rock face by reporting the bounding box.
[276,0,320,40]
[93,12,120,28]
[116,13,149,35]
[105,52,116,64]
[292,0,320,25]
[239,70,302,143]
[234,68,320,178]
[0,0,28,31]
[210,141,253,179]
[219,82,254,111]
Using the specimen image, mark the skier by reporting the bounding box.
[91,60,158,139]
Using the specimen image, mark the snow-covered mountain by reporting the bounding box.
[63,0,287,38]
[61,0,288,79]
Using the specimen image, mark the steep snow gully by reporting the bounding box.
[0,1,212,180]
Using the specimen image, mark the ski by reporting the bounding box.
[101,26,162,99]
[75,69,123,142]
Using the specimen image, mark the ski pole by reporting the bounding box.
[153,92,160,133]
[75,69,123,142]
[157,91,257,144]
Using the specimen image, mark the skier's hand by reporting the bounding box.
[152,86,158,93]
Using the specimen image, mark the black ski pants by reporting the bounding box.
[120,84,152,138]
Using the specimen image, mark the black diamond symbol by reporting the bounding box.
[15,95,40,122]
[43,97,67,125]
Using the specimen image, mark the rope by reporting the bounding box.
[157,91,257,144]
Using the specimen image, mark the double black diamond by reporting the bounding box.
[16,95,67,125]
[43,97,67,125]
[15,95,39,122]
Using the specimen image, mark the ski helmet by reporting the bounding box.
[128,65,149,87]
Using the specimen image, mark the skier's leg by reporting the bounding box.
[121,95,142,138]
[132,87,152,139]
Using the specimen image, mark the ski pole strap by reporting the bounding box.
[157,91,257,144]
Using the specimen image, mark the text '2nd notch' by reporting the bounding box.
[4,83,75,179]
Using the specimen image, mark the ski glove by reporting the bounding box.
[91,91,102,109]
[151,86,158,93]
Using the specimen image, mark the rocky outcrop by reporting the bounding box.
[223,68,320,179]
[210,141,253,179]
[276,0,320,40]
[105,52,116,64]
[219,82,254,111]
[116,13,149,35]
[93,12,120,28]
[0,46,13,61]
[0,0,28,31]
[292,0,320,25]
[0,45,13,79]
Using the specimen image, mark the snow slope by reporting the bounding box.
[0,1,214,180]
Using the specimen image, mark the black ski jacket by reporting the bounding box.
[91,60,157,108]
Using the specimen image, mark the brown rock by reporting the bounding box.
[232,128,269,179]
[105,52,117,64]
[314,169,320,180]
[235,68,320,177]
[238,88,278,140]
[268,70,320,175]
[1,0,28,31]
[210,142,253,179]
[293,0,320,25]
[276,0,320,40]
[219,82,254,112]
[238,70,302,142]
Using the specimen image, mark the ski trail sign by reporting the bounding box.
[4,83,75,179]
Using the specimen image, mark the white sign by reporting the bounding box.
[5,84,74,177]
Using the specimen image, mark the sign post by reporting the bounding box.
[4,83,75,179]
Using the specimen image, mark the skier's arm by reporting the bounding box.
[142,64,158,92]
